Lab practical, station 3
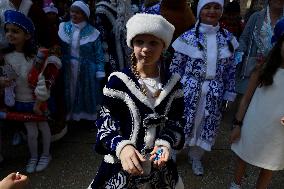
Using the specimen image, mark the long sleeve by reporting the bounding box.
[169,51,188,77]
[94,37,105,78]
[95,76,130,159]
[95,105,129,158]
[237,11,259,53]
[223,56,237,101]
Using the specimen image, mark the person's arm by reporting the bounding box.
[223,55,237,102]
[95,76,145,175]
[0,173,28,189]
[169,51,188,78]
[230,69,260,143]
[93,37,105,79]
[237,11,258,53]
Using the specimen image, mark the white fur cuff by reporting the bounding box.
[155,139,172,154]
[116,140,134,159]
[96,71,105,78]
[46,55,62,69]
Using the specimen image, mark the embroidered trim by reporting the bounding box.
[18,0,33,16]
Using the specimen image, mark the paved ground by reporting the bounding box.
[1,106,284,189]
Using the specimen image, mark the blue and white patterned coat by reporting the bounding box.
[58,21,105,120]
[170,24,238,151]
[89,68,185,188]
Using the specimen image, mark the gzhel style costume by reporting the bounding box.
[88,13,185,189]
[58,1,105,121]
[232,18,284,171]
[170,0,239,151]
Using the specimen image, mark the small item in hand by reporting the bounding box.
[154,148,163,161]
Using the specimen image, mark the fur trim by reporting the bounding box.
[19,0,33,16]
[155,139,171,153]
[223,91,236,101]
[103,87,141,145]
[172,37,204,59]
[104,154,119,164]
[115,140,134,159]
[154,73,181,107]
[45,55,62,69]
[126,13,175,49]
[197,0,224,18]
[58,22,100,45]
[108,72,181,108]
[96,71,105,78]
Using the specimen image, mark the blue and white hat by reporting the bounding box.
[71,1,90,18]
[4,10,35,34]
[271,17,284,44]
[197,0,224,18]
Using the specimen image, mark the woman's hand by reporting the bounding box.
[0,172,28,189]
[119,145,146,175]
[150,146,170,168]
[230,125,241,144]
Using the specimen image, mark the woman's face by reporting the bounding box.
[133,34,164,67]
[70,6,86,24]
[200,3,222,26]
[5,23,30,48]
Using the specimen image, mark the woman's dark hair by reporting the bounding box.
[195,20,234,52]
[259,34,284,86]
[3,24,36,59]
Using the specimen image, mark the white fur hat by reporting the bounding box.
[197,0,224,18]
[126,13,175,49]
[71,1,90,18]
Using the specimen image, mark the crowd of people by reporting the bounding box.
[0,0,284,189]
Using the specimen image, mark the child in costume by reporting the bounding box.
[58,0,105,122]
[230,18,284,189]
[88,13,185,189]
[170,0,238,176]
[3,10,61,173]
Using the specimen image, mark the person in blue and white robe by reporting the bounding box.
[170,0,238,176]
[88,13,185,189]
[58,1,105,121]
